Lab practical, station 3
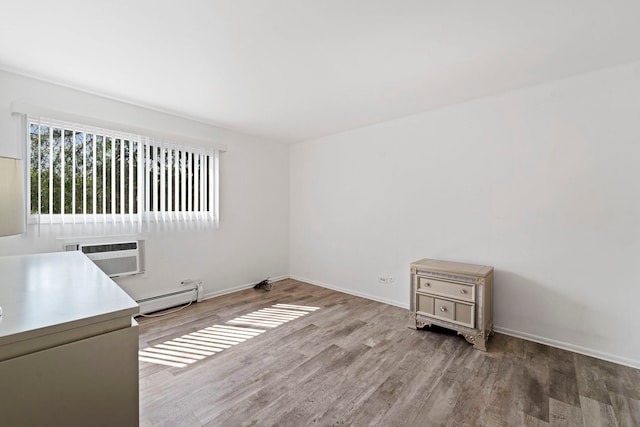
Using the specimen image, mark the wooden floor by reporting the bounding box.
[138,279,640,427]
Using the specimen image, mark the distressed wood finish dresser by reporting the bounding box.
[409,258,493,351]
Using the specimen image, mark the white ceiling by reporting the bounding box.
[1,1,639,143]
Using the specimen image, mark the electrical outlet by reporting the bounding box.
[378,276,388,284]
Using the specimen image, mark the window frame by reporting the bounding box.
[26,116,220,228]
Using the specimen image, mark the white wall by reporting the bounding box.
[0,70,289,301]
[290,61,640,367]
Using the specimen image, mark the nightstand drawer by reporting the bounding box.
[434,298,455,321]
[433,297,474,328]
[417,276,474,302]
[418,295,475,328]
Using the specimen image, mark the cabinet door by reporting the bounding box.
[0,324,139,427]
[416,294,435,315]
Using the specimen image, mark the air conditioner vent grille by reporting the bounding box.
[81,242,138,254]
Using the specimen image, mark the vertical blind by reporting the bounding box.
[27,117,219,226]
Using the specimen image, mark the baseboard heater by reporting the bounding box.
[136,285,203,315]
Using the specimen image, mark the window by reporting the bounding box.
[27,117,219,226]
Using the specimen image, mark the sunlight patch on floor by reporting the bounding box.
[139,303,320,368]
[227,304,319,328]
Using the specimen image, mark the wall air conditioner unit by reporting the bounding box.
[79,241,141,278]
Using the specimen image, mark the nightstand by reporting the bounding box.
[409,258,493,351]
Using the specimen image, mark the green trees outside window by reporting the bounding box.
[28,120,215,220]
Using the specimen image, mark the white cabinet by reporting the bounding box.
[0,252,139,427]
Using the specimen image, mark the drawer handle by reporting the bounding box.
[425,282,431,287]
[460,289,466,294]
[440,306,447,312]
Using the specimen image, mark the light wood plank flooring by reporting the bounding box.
[138,279,640,427]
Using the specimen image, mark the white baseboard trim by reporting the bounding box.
[493,326,640,370]
[289,275,408,310]
[200,275,290,301]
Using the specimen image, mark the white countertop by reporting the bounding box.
[0,251,139,346]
